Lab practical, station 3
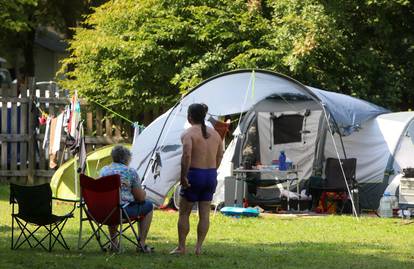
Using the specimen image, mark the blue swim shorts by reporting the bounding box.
[180,167,217,202]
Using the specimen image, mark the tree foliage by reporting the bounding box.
[0,0,106,76]
[0,0,36,33]
[60,0,414,119]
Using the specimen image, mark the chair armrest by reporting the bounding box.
[64,212,75,218]
[52,197,80,202]
[121,202,133,209]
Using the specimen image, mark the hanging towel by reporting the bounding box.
[52,113,64,154]
[43,116,51,159]
[78,121,87,174]
[49,113,63,169]
[69,92,81,138]
[49,116,57,168]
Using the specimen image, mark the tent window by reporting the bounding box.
[273,115,304,144]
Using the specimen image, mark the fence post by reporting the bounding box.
[27,77,35,185]
[10,98,18,183]
[1,91,7,176]
[20,81,28,183]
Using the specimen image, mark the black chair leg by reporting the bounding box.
[11,215,14,250]
[49,224,52,252]
[53,219,71,250]
[14,218,47,251]
[14,219,34,249]
[310,189,323,211]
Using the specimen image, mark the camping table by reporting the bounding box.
[233,168,301,211]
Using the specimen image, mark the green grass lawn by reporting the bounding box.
[1,183,413,269]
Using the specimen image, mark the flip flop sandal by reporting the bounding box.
[137,243,154,253]
[104,243,119,253]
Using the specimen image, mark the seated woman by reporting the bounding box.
[99,145,154,253]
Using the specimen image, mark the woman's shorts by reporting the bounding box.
[124,200,153,218]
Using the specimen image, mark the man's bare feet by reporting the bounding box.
[170,247,186,255]
[195,246,202,256]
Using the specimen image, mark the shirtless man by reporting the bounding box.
[171,103,223,255]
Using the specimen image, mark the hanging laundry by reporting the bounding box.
[53,113,64,153]
[67,93,76,135]
[67,120,86,173]
[49,116,57,168]
[66,92,82,155]
[68,91,81,138]
[72,101,81,137]
[132,122,145,145]
[43,116,51,160]
[49,113,64,169]
[62,105,70,134]
[38,114,47,125]
[78,121,86,174]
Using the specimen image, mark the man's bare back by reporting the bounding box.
[181,125,223,169]
[173,104,223,256]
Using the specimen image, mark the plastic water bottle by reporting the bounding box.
[279,151,287,171]
[403,209,411,219]
[378,192,393,218]
[390,194,399,217]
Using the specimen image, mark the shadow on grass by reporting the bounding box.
[0,225,12,233]
[0,183,10,201]
[0,233,412,269]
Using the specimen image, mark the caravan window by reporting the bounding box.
[273,115,304,144]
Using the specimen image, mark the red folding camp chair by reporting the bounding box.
[78,174,141,252]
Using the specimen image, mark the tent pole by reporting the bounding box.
[330,115,347,159]
[140,101,181,183]
[321,105,359,219]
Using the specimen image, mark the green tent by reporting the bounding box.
[50,144,132,201]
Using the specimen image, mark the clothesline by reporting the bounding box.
[41,93,84,169]
[35,92,146,169]
[32,95,145,129]
[90,99,145,129]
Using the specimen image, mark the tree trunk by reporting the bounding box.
[23,29,36,77]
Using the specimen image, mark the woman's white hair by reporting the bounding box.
[111,145,131,165]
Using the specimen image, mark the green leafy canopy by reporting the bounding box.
[60,0,414,119]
